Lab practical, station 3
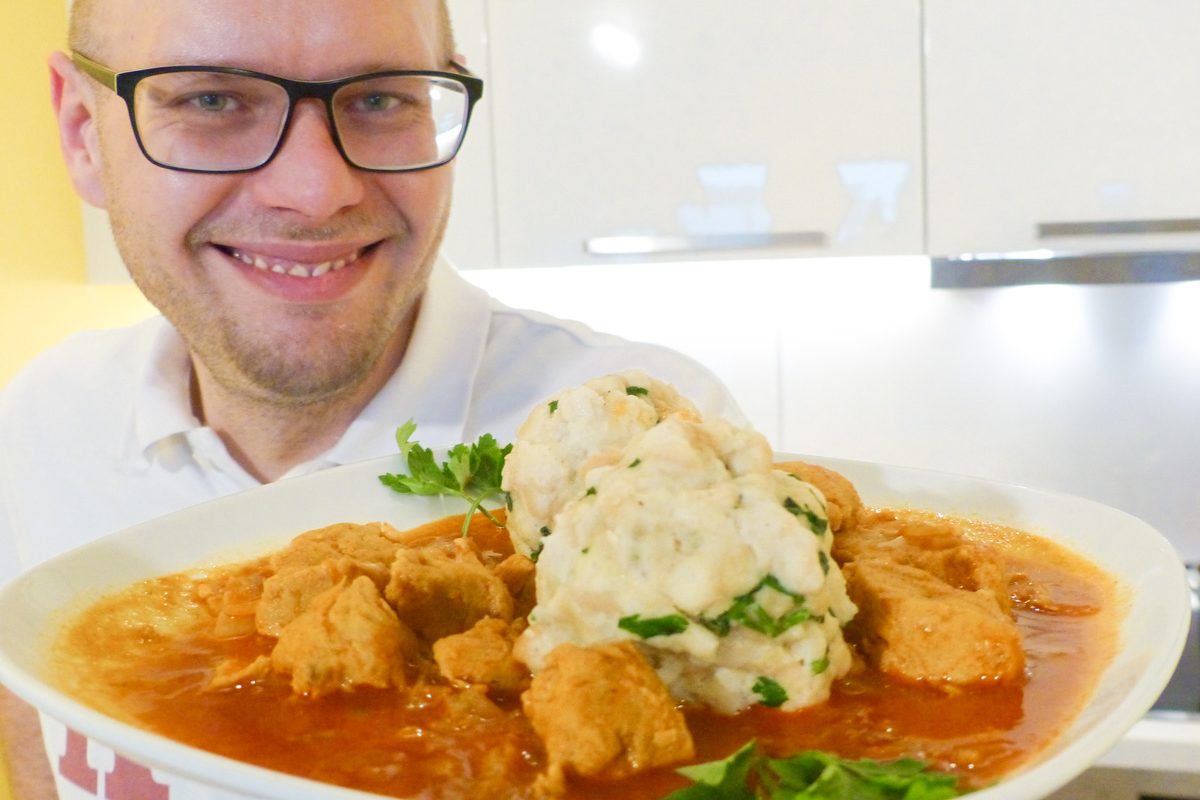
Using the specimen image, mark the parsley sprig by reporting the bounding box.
[666,741,966,799]
[378,420,512,537]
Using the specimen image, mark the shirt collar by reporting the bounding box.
[316,257,492,470]
[128,317,201,465]
[125,258,493,476]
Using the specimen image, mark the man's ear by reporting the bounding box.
[48,50,107,209]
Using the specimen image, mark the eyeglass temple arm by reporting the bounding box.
[70,51,119,92]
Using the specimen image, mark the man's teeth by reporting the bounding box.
[229,248,362,278]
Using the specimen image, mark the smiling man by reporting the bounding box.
[60,0,463,484]
[0,0,741,796]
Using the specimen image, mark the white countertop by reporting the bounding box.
[1100,714,1200,773]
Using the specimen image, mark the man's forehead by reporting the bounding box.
[81,0,446,74]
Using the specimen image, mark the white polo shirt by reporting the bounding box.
[0,260,742,800]
[0,260,741,584]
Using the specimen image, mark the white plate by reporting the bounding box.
[0,453,1189,800]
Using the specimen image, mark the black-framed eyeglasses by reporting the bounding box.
[71,50,484,174]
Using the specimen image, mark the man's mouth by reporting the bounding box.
[217,244,378,279]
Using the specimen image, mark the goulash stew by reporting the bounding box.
[47,372,1123,799]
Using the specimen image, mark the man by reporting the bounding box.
[0,0,741,796]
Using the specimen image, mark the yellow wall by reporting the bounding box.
[0,2,153,389]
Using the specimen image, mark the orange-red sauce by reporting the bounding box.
[50,512,1121,800]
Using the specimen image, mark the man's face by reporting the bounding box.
[88,0,453,406]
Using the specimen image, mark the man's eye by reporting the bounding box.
[186,93,239,112]
[359,93,405,112]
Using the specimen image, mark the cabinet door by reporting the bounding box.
[926,0,1200,257]
[485,0,923,267]
[442,0,499,270]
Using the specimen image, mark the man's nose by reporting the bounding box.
[247,100,365,219]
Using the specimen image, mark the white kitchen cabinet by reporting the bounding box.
[441,0,498,272]
[925,0,1200,258]
[468,0,923,268]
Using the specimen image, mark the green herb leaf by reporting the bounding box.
[618,613,690,638]
[548,399,559,414]
[764,751,963,800]
[784,496,829,536]
[379,421,513,537]
[626,385,650,396]
[666,740,758,800]
[701,575,817,638]
[394,418,419,460]
[670,743,966,800]
[752,676,788,708]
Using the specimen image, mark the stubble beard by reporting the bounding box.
[206,298,406,408]
[108,203,448,411]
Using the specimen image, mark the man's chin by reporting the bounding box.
[202,334,383,408]
[240,361,375,408]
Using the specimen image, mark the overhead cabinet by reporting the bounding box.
[445,0,925,269]
[924,0,1200,258]
[86,1,1200,277]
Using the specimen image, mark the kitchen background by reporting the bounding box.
[2,1,1199,797]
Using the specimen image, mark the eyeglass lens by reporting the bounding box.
[132,71,472,172]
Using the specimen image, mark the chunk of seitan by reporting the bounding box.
[433,617,529,693]
[385,546,514,642]
[491,553,537,619]
[522,641,694,792]
[257,521,403,637]
[842,558,1024,684]
[269,521,406,572]
[196,563,267,639]
[835,509,1012,613]
[256,556,389,637]
[271,575,419,696]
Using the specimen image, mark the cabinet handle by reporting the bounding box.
[584,231,826,256]
[1037,218,1200,238]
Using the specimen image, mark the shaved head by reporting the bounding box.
[67,0,457,62]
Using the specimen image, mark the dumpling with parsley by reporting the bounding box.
[507,382,858,715]
[501,370,700,561]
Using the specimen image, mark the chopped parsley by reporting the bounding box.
[618,613,690,638]
[629,458,642,468]
[548,399,559,414]
[701,575,816,638]
[811,656,831,675]
[379,420,512,537]
[784,496,829,536]
[626,385,650,396]
[752,676,788,708]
